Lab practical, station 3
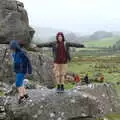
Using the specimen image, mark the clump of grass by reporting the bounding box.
[55,83,75,90]
[112,84,120,97]
[0,91,5,96]
[64,83,75,89]
[103,113,120,120]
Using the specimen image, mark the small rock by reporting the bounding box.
[50,113,55,118]
[61,112,64,117]
[70,99,76,103]
[57,117,62,120]
[73,89,77,93]
[32,114,38,118]
[102,94,105,97]
[81,113,87,117]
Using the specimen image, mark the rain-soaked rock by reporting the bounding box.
[4,83,120,120]
[0,0,35,45]
[0,44,55,90]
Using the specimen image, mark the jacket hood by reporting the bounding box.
[56,32,65,42]
[10,40,21,50]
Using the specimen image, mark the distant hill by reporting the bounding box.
[112,31,120,36]
[32,27,120,48]
[87,31,113,41]
[49,32,84,44]
[32,27,83,44]
[32,27,70,43]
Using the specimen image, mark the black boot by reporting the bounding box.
[56,84,61,92]
[18,96,25,104]
[24,94,29,99]
[61,84,64,92]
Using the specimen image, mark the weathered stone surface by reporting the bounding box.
[0,0,35,45]
[3,83,120,120]
[0,44,55,89]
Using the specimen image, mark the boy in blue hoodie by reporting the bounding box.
[10,40,32,104]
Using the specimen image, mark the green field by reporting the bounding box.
[98,114,120,120]
[67,48,120,120]
[84,36,120,48]
[68,48,120,96]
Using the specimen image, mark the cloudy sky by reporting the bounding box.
[19,0,120,34]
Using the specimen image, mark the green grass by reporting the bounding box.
[103,114,120,120]
[56,83,75,90]
[68,62,90,74]
[67,53,120,94]
[84,36,120,48]
[103,73,120,83]
[113,84,120,97]
[0,91,4,96]
[64,83,75,89]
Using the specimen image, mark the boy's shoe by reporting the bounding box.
[60,84,64,92]
[18,96,25,104]
[24,94,32,102]
[56,84,61,93]
[24,94,29,99]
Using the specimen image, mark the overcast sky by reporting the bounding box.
[19,0,120,34]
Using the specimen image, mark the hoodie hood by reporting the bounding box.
[56,32,65,42]
[10,40,21,51]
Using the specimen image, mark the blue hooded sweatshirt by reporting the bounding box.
[10,40,32,74]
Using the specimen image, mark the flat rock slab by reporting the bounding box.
[4,83,120,120]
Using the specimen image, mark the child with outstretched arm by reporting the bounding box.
[37,32,85,92]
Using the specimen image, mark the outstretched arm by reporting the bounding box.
[67,42,85,48]
[37,41,55,48]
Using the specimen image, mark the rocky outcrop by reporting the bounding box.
[0,0,35,45]
[29,51,55,88]
[0,83,119,120]
[0,44,55,89]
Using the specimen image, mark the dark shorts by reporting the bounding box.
[16,73,25,87]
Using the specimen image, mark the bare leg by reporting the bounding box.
[17,87,25,104]
[54,64,61,91]
[23,86,29,99]
[23,87,27,95]
[18,87,24,97]
[54,64,61,84]
[56,72,60,84]
[60,64,67,91]
[61,64,67,85]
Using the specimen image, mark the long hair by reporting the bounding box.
[56,32,65,42]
